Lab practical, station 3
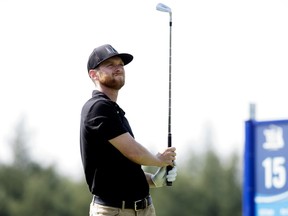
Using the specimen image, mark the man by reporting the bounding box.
[80,44,177,216]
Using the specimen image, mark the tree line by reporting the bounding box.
[0,119,242,216]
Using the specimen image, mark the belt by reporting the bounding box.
[92,195,152,211]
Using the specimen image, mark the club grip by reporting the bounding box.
[166,133,173,186]
[166,165,173,186]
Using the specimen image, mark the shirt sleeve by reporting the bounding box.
[84,99,128,141]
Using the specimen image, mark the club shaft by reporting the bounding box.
[168,15,172,135]
[166,13,173,186]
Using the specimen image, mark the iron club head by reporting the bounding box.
[156,3,171,14]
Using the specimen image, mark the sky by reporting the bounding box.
[0,0,288,180]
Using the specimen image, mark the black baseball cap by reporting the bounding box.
[87,44,133,72]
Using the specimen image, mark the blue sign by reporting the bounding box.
[244,120,288,216]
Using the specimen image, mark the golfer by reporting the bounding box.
[80,44,177,216]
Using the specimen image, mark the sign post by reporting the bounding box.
[243,104,288,216]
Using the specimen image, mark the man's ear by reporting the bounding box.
[89,69,98,80]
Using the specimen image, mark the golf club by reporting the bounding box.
[156,3,173,186]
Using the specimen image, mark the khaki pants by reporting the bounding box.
[89,202,157,216]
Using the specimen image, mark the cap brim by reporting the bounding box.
[117,53,133,66]
[88,52,133,71]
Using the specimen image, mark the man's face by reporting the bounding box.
[96,56,125,90]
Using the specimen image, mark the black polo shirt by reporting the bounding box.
[80,90,149,201]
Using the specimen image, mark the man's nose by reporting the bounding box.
[114,65,124,71]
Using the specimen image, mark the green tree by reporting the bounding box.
[9,116,33,169]
[0,117,91,216]
[1,116,242,216]
[149,149,242,216]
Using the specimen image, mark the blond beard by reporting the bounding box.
[98,74,125,90]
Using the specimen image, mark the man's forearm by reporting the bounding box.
[109,132,164,166]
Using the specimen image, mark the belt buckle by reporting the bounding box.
[134,198,147,211]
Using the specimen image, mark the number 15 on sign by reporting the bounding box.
[262,157,286,189]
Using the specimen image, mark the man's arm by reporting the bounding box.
[109,132,176,167]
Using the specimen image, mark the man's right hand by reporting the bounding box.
[156,147,176,166]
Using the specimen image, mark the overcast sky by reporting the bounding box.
[1,0,288,180]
